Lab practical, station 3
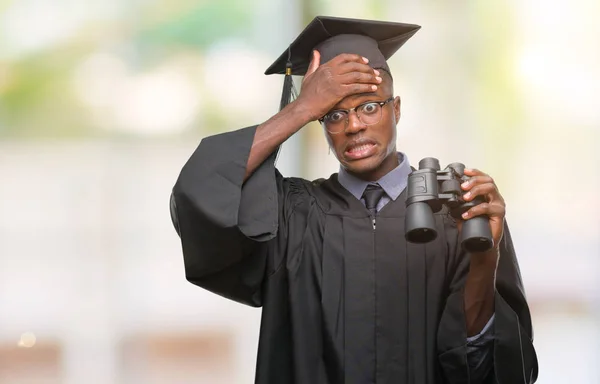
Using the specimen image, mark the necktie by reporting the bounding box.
[362,184,385,218]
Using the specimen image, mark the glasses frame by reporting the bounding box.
[318,97,395,134]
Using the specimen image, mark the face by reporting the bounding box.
[323,72,401,181]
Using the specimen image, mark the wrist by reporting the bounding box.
[469,247,499,269]
[288,97,320,124]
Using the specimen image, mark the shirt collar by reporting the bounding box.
[337,152,412,201]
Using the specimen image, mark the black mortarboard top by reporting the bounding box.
[265,16,421,110]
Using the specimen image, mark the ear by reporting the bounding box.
[322,124,332,143]
[394,96,401,124]
[321,123,338,153]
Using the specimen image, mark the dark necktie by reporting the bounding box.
[362,184,385,218]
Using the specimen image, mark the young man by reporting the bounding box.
[170,16,538,384]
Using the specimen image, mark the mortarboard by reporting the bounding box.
[265,16,421,110]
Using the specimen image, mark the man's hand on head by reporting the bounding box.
[294,51,382,122]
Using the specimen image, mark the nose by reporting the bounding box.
[344,111,367,135]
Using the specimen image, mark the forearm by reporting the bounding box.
[464,247,498,336]
[245,101,313,181]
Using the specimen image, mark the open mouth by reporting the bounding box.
[345,141,377,160]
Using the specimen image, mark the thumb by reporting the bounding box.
[305,50,320,77]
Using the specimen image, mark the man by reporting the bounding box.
[170,16,538,384]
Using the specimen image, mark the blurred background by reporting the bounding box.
[1,0,599,382]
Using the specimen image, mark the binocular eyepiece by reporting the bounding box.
[405,157,493,253]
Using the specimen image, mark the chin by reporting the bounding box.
[343,147,398,179]
[344,157,383,178]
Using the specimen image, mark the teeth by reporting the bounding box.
[350,144,373,153]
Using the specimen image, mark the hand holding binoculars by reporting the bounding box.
[405,157,494,253]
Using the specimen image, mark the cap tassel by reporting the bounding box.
[273,52,297,166]
[279,60,297,111]
[279,46,298,111]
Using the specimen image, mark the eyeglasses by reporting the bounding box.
[318,97,394,134]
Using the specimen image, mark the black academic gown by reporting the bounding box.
[170,126,538,384]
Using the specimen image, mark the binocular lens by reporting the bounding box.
[460,216,494,253]
[405,202,494,253]
[405,203,438,243]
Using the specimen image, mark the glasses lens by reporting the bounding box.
[324,111,347,133]
[323,100,389,133]
[358,102,382,125]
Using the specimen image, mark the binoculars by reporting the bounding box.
[405,157,493,253]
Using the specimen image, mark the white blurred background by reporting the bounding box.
[0,0,598,382]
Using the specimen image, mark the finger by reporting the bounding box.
[338,71,382,85]
[329,53,370,66]
[463,183,500,201]
[461,175,494,190]
[335,61,378,76]
[305,50,321,77]
[461,202,505,220]
[340,83,379,96]
[464,168,489,177]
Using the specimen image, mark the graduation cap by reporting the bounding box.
[266,16,421,110]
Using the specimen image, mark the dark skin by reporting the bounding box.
[245,50,504,337]
[460,169,505,335]
[323,69,401,182]
[244,51,382,180]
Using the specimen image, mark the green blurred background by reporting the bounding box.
[1,0,598,382]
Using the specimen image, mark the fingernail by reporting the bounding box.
[371,85,378,91]
[462,212,469,219]
[362,57,369,63]
[464,192,471,199]
[374,69,380,76]
[376,76,382,82]
[461,182,469,188]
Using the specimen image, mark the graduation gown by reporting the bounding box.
[170,126,538,384]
